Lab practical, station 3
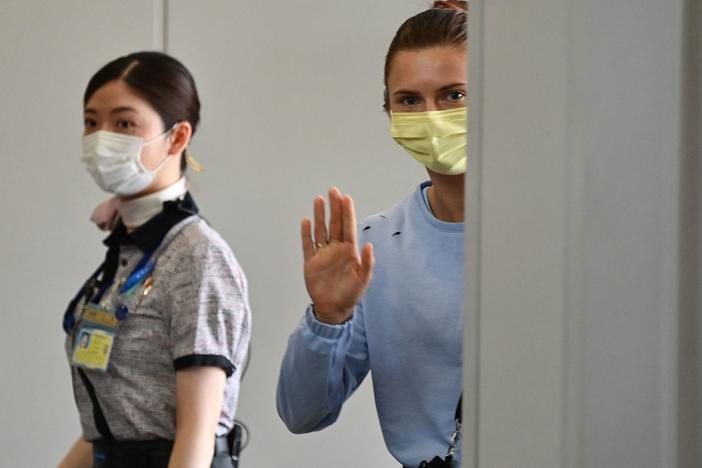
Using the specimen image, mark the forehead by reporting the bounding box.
[388,46,467,90]
[84,79,153,113]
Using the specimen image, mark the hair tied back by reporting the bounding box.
[432,0,468,11]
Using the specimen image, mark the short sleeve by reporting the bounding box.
[167,231,250,378]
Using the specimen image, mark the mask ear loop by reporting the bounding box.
[143,123,179,147]
[160,122,204,172]
[138,123,204,173]
[138,123,180,172]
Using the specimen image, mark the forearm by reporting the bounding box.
[57,437,92,468]
[168,367,226,468]
[168,427,215,468]
[276,308,358,432]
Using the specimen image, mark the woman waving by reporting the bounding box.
[277,2,467,466]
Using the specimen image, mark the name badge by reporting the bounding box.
[71,304,118,372]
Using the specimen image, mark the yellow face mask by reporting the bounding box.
[390,107,467,176]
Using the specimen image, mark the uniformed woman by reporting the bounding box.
[58,51,251,468]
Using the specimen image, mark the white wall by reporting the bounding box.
[0,1,427,466]
[465,0,688,467]
[471,0,569,465]
[0,1,160,466]
[164,1,426,467]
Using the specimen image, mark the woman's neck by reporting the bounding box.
[426,171,465,223]
[118,177,188,231]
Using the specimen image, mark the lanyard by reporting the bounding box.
[63,265,102,333]
[93,249,156,303]
[62,249,156,333]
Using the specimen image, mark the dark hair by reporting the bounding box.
[383,0,468,112]
[84,51,201,172]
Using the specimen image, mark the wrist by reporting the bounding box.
[305,305,351,339]
[311,303,353,324]
[169,430,215,468]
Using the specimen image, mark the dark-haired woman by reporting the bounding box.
[58,52,251,468]
[277,2,467,467]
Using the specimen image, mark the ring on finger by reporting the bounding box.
[315,242,326,250]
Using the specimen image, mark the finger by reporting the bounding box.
[359,243,375,285]
[313,196,328,245]
[301,218,315,261]
[342,195,358,245]
[329,187,343,242]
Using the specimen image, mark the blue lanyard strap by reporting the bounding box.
[91,249,156,303]
[119,250,156,294]
[62,264,103,333]
[63,249,157,333]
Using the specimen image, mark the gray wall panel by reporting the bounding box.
[166,1,427,466]
[569,1,683,466]
[0,1,159,466]
[468,0,685,467]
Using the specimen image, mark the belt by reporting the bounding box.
[93,435,230,456]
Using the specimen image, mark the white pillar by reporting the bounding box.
[465,0,687,467]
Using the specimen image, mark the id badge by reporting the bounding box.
[71,303,119,372]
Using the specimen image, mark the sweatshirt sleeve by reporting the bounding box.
[276,303,370,433]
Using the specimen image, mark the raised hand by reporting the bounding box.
[301,187,375,324]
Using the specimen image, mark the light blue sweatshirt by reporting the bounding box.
[276,181,464,467]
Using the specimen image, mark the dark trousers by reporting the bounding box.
[92,438,235,468]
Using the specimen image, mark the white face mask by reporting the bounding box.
[81,128,173,196]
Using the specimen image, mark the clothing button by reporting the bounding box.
[120,257,128,266]
[116,305,128,321]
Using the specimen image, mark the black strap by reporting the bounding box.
[228,422,243,466]
[77,368,116,442]
[214,435,230,454]
[455,394,462,423]
[411,394,464,468]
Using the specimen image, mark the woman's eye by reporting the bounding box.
[116,119,134,129]
[446,91,466,102]
[83,118,97,128]
[400,96,419,106]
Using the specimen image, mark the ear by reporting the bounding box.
[167,122,193,157]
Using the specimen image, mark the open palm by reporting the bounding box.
[301,187,374,324]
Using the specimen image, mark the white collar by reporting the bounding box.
[117,178,188,229]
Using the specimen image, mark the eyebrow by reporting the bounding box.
[83,106,139,114]
[438,82,467,92]
[392,83,467,96]
[392,89,416,96]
